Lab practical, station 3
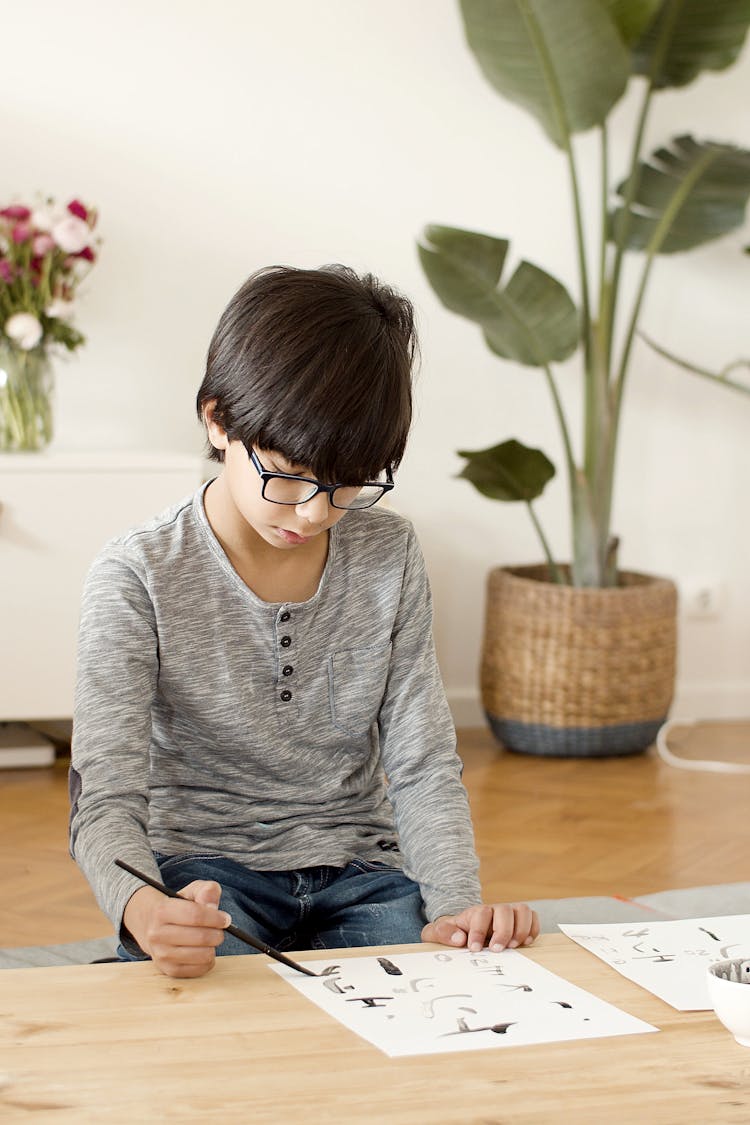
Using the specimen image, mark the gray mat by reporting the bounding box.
[2,883,748,969]
[0,936,117,970]
[527,882,750,934]
[637,882,750,917]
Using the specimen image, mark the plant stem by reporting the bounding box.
[598,146,717,560]
[518,0,592,366]
[604,0,683,372]
[0,346,54,450]
[525,500,565,584]
[614,147,716,414]
[641,335,750,397]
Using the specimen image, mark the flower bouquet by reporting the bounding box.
[0,197,100,451]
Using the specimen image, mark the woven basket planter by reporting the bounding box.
[481,565,678,757]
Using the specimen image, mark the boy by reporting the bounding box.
[69,265,539,978]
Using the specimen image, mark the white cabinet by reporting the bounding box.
[0,451,206,720]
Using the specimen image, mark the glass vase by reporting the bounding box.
[0,344,54,452]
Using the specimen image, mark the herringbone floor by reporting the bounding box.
[1,722,748,948]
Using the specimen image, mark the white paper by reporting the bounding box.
[270,948,657,1057]
[559,914,750,1010]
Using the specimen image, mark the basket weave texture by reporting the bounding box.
[481,565,677,732]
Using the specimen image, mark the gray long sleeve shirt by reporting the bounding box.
[69,484,481,936]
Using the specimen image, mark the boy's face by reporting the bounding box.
[207,408,349,550]
[233,443,349,549]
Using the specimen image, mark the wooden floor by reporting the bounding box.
[1,722,749,949]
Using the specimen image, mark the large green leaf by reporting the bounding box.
[610,135,750,253]
[632,0,750,89]
[603,0,662,44]
[457,439,556,502]
[418,224,579,366]
[459,0,631,147]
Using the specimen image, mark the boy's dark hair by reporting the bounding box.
[196,264,417,482]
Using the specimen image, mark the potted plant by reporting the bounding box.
[418,0,750,756]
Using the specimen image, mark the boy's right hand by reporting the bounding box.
[122,879,232,978]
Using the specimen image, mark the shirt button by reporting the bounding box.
[280,689,292,702]
[280,611,291,622]
[282,665,293,677]
[280,635,292,648]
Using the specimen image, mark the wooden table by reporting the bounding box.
[1,935,748,1123]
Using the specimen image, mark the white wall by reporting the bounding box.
[4,1,749,724]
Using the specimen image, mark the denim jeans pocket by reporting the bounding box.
[347,858,401,875]
[156,852,224,875]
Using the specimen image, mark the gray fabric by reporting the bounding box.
[0,937,117,970]
[70,485,481,939]
[635,882,750,918]
[528,896,672,932]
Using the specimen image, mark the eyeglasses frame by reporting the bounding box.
[247,447,394,510]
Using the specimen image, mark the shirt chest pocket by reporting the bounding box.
[327,644,392,736]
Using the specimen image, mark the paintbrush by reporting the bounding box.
[114,858,318,977]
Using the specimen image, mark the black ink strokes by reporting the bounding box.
[345,996,393,1008]
[377,957,402,976]
[441,1016,516,1037]
[319,964,341,976]
[699,927,721,942]
[552,1001,573,1009]
[323,977,355,994]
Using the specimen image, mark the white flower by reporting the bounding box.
[5,312,43,350]
[0,367,7,389]
[45,298,75,319]
[52,215,90,254]
[70,257,91,279]
[32,204,66,233]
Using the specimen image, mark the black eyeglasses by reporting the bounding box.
[248,448,394,510]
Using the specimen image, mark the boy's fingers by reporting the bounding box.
[489,903,527,950]
[464,904,494,952]
[154,924,227,948]
[179,879,223,908]
[490,904,541,950]
[173,880,232,928]
[421,915,467,946]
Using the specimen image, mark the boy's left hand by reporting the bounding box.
[421,903,540,953]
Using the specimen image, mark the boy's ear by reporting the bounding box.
[203,399,229,453]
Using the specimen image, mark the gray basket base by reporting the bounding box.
[487,714,665,758]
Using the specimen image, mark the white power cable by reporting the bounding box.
[655,718,750,774]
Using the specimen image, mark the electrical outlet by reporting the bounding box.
[682,578,724,620]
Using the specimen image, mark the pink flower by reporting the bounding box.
[52,214,91,254]
[67,199,88,221]
[74,246,95,262]
[11,222,32,244]
[0,205,31,221]
[32,233,55,256]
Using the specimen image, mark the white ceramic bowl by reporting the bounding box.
[707,958,750,1047]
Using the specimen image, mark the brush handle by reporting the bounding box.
[114,858,317,977]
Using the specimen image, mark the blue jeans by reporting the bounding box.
[118,854,426,961]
